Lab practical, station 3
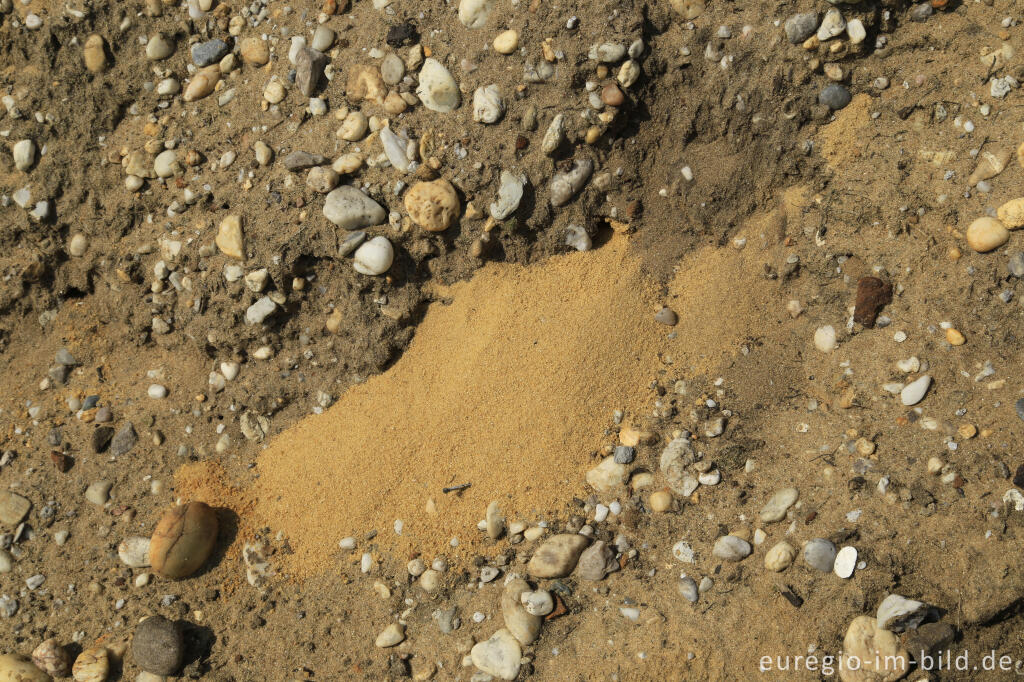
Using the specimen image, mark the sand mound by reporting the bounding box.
[254,235,774,573]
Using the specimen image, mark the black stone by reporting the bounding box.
[91,426,114,453]
[386,22,417,48]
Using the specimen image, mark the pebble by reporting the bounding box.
[323,186,387,230]
[712,535,752,561]
[601,83,625,107]
[784,13,817,44]
[405,179,460,231]
[966,216,1009,253]
[493,30,519,54]
[760,487,798,522]
[263,78,286,104]
[470,629,521,680]
[85,481,112,506]
[295,48,328,96]
[32,638,72,677]
[876,594,929,632]
[0,549,12,573]
[246,297,277,325]
[353,237,394,276]
[541,114,565,155]
[69,233,89,257]
[818,84,851,110]
[0,654,51,682]
[997,198,1024,228]
[485,500,504,539]
[802,538,838,572]
[764,541,796,572]
[459,0,494,29]
[72,646,110,682]
[654,307,678,326]
[613,445,635,464]
[550,159,593,207]
[840,617,909,679]
[312,25,335,52]
[0,491,31,525]
[153,150,179,178]
[111,423,137,456]
[833,546,857,578]
[521,590,554,616]
[500,577,541,645]
[380,52,404,84]
[585,456,626,492]
[472,84,504,124]
[375,623,405,648]
[240,37,270,65]
[118,536,152,568]
[149,501,219,579]
[678,576,699,603]
[192,39,229,66]
[649,489,672,512]
[12,139,36,172]
[576,540,619,580]
[846,18,866,45]
[146,33,174,60]
[147,384,167,399]
[813,325,837,353]
[307,167,340,193]
[853,276,892,328]
[900,375,932,406]
[416,59,460,112]
[490,171,525,220]
[133,615,184,675]
[816,8,845,41]
[527,534,590,578]
[338,111,369,141]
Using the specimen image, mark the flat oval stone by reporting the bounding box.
[324,186,386,230]
[575,540,619,581]
[149,502,219,579]
[0,654,51,682]
[712,535,752,561]
[966,216,1009,253]
[0,491,31,525]
[764,541,796,572]
[527,534,590,578]
[833,545,857,579]
[500,577,541,645]
[470,629,521,681]
[759,487,798,523]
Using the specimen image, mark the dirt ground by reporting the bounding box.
[3,0,1024,679]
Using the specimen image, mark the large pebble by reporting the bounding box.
[501,577,541,645]
[817,8,846,41]
[669,0,705,20]
[764,541,796,572]
[183,66,220,102]
[133,615,184,675]
[153,150,179,178]
[85,481,111,505]
[876,594,929,633]
[216,215,244,260]
[416,59,460,112]
[819,84,851,110]
[585,456,626,492]
[240,37,269,65]
[834,546,857,579]
[997,198,1024,229]
[375,623,405,648]
[352,236,394,276]
[900,375,931,406]
[472,84,504,124]
[470,629,521,681]
[295,48,328,96]
[191,39,228,66]
[118,536,152,568]
[490,171,525,220]
[0,491,31,525]
[839,617,909,682]
[802,538,837,572]
[0,654,51,682]
[493,30,519,54]
[527,534,590,578]
[458,0,494,28]
[966,216,1009,253]
[83,34,108,72]
[323,186,386,230]
[576,540,619,580]
[32,639,71,678]
[405,179,459,232]
[149,502,219,579]
[784,13,818,43]
[520,590,553,616]
[12,139,36,172]
[111,423,137,456]
[550,159,593,207]
[379,126,414,172]
[72,647,109,682]
[760,487,798,523]
[246,297,277,325]
[712,535,752,562]
[146,33,174,60]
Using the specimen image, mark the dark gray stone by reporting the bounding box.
[282,150,329,172]
[819,84,852,110]
[191,39,230,67]
[295,47,328,96]
[613,446,635,464]
[133,615,184,676]
[110,423,137,456]
[784,13,818,44]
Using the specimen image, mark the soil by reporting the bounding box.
[2,0,1024,680]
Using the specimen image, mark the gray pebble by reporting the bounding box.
[111,422,137,456]
[133,615,185,675]
[1008,252,1024,278]
[55,348,76,366]
[784,13,818,44]
[613,445,635,464]
[803,538,838,572]
[283,150,329,171]
[819,84,851,110]
[191,39,229,66]
[909,2,933,22]
[712,535,752,561]
[678,576,698,603]
[1016,398,1024,422]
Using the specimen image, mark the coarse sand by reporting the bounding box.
[244,234,775,575]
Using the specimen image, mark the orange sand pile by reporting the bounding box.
[254,234,775,573]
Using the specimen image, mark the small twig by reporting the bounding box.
[442,483,471,493]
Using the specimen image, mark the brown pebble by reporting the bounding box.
[50,451,72,472]
[149,501,219,579]
[600,83,625,107]
[852,276,892,328]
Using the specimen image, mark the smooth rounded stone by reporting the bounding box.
[585,456,626,492]
[184,65,220,101]
[118,536,152,568]
[1013,253,1024,279]
[458,0,493,28]
[83,33,108,72]
[550,159,594,207]
[375,623,405,648]
[670,0,705,19]
[784,12,818,43]
[72,646,109,682]
[352,236,394,276]
[802,538,838,572]
[32,639,71,677]
[520,590,553,616]
[814,325,837,352]
[126,175,145,191]
[834,546,857,579]
[654,307,677,326]
[333,153,364,175]
[470,629,521,681]
[405,179,459,232]
[338,111,369,141]
[149,502,219,579]
[0,491,31,525]
[66,233,89,258]
[323,186,386,230]
[416,58,460,112]
[490,171,525,220]
[307,167,340,193]
[760,487,798,523]
[966,216,1009,252]
[153,150,179,178]
[601,83,625,107]
[146,33,174,60]
[997,198,1024,228]
[263,78,286,104]
[576,540,619,581]
[12,139,36,172]
[527,534,590,578]
[484,500,504,540]
[501,577,541,645]
[133,615,184,675]
[147,384,167,399]
[846,18,867,45]
[712,535,752,562]
[283,150,329,172]
[541,113,565,155]
[764,541,797,572]
[472,84,504,124]
[678,575,699,603]
[191,39,228,66]
[240,37,269,65]
[877,594,929,633]
[819,84,852,110]
[840,616,909,682]
[0,654,51,681]
[649,489,673,512]
[590,43,626,63]
[900,374,931,406]
[380,52,404,84]
[0,548,12,573]
[817,8,846,40]
[111,423,137,456]
[493,29,519,54]
[85,481,111,506]
[418,568,441,592]
[311,25,335,52]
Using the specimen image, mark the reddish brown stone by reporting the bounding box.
[600,83,625,107]
[853,276,892,328]
[50,451,71,473]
